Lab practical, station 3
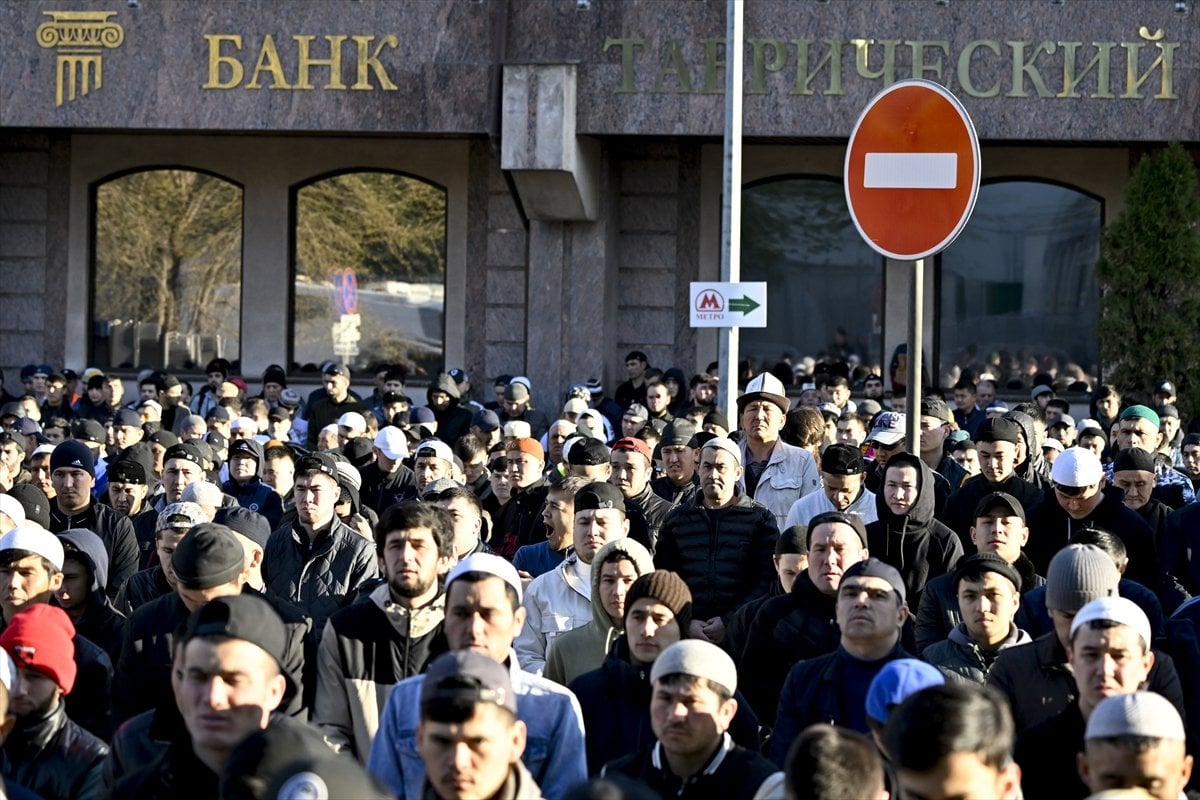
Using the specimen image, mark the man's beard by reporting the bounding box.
[389,571,434,599]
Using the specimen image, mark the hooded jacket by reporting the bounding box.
[426,374,473,445]
[543,539,655,686]
[220,439,284,529]
[865,453,964,610]
[941,471,1044,547]
[922,622,1032,685]
[49,500,138,603]
[59,528,126,661]
[914,552,1043,654]
[1005,411,1052,489]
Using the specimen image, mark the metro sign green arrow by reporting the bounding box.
[689,282,767,328]
[728,295,759,314]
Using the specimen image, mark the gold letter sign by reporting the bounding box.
[36,11,125,107]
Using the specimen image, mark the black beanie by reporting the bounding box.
[171,523,245,590]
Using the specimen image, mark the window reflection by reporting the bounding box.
[93,169,242,370]
[939,181,1101,390]
[292,171,446,375]
[741,177,883,378]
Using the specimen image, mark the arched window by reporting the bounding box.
[938,180,1102,389]
[92,169,242,370]
[741,176,884,373]
[292,171,446,375]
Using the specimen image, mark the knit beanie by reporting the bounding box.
[0,604,77,694]
[625,570,692,633]
[1045,544,1120,613]
[49,439,95,478]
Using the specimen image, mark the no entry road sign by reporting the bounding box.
[844,79,980,261]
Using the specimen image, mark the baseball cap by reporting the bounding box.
[972,491,1026,523]
[806,510,868,548]
[611,437,652,463]
[420,650,517,715]
[919,396,951,424]
[374,427,408,460]
[337,412,366,433]
[164,442,205,468]
[1156,381,1177,396]
[472,409,500,432]
[567,438,610,466]
[415,438,455,465]
[623,403,649,422]
[214,506,272,550]
[1031,384,1053,399]
[866,412,906,446]
[448,368,468,384]
[865,659,945,723]
[182,594,290,679]
[507,437,544,461]
[562,398,587,416]
[0,495,26,530]
[322,363,350,378]
[447,553,523,603]
[502,421,532,440]
[661,420,698,448]
[574,482,625,513]
[170,523,246,590]
[1070,596,1152,651]
[820,443,864,476]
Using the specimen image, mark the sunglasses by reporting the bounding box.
[1053,482,1089,498]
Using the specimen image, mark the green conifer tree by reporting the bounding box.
[1097,142,1200,418]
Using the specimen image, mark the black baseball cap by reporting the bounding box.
[574,481,625,513]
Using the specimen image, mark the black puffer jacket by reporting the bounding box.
[263,516,379,634]
[0,698,108,800]
[654,488,778,623]
[737,571,839,725]
[626,484,675,554]
[570,638,761,776]
[865,454,964,611]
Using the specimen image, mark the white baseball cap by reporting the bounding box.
[374,427,408,460]
[337,412,367,433]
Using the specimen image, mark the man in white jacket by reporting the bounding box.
[737,372,820,529]
[514,481,629,673]
[784,443,878,529]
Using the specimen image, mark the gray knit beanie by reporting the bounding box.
[1045,544,1120,613]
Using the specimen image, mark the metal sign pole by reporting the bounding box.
[905,258,924,453]
[717,0,743,423]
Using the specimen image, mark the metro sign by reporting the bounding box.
[844,79,981,261]
[689,282,767,328]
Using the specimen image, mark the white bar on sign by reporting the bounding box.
[863,152,957,189]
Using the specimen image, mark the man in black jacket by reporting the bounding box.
[655,438,778,645]
[738,511,869,724]
[1025,446,1159,588]
[0,604,107,800]
[942,417,1044,546]
[426,373,473,445]
[602,640,780,799]
[610,436,674,554]
[313,501,453,762]
[650,420,700,507]
[769,558,913,765]
[47,440,138,601]
[1013,597,1157,799]
[865,453,963,612]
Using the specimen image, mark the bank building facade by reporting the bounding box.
[0,0,1195,402]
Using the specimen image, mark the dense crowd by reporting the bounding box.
[0,354,1196,799]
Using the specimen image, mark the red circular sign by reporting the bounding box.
[844,79,980,261]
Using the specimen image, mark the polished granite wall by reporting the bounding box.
[2,0,1194,142]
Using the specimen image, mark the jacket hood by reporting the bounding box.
[874,452,937,529]
[589,538,654,641]
[231,437,265,479]
[429,373,461,402]
[663,368,688,389]
[58,528,110,593]
[1005,411,1047,480]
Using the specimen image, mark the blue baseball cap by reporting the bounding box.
[866,658,945,723]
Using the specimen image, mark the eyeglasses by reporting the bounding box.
[1053,482,1089,498]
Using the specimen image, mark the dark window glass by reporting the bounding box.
[93,169,242,370]
[741,177,884,377]
[938,181,1101,389]
[293,171,446,375]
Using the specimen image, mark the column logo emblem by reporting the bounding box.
[36,11,125,107]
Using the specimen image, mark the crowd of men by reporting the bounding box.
[0,354,1197,799]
